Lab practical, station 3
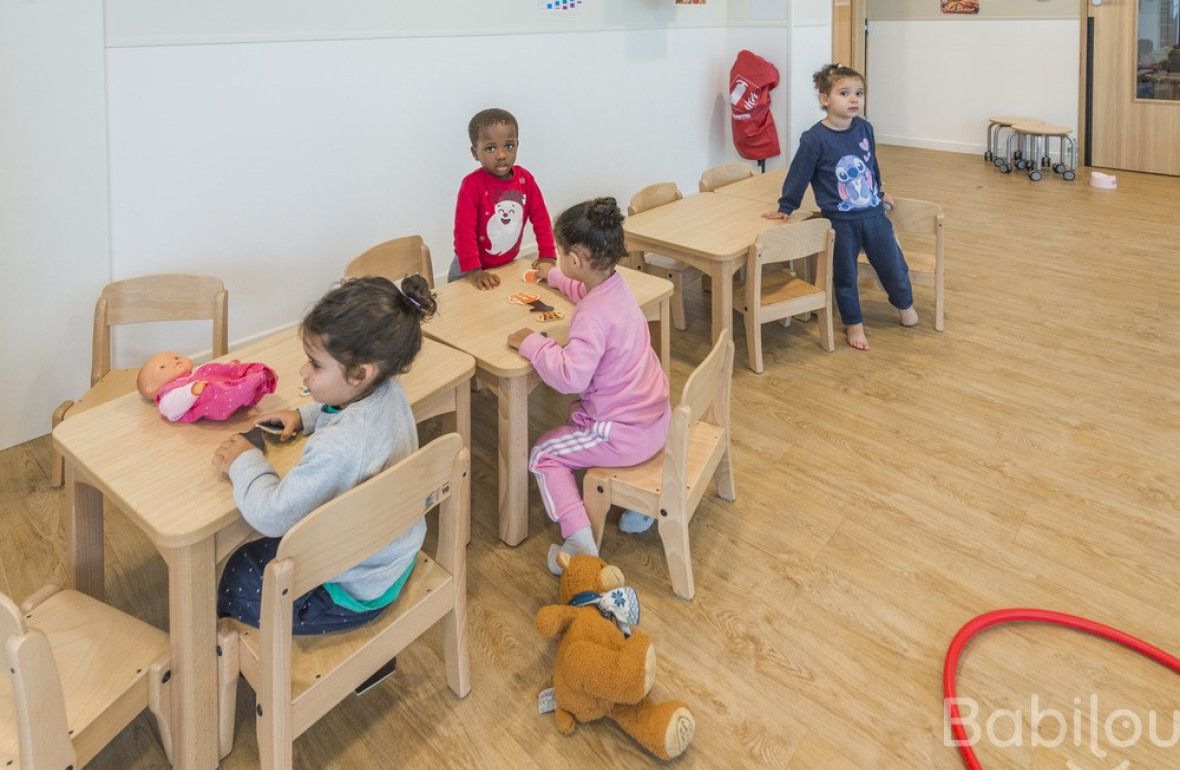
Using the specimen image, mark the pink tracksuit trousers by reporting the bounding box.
[518,268,670,537]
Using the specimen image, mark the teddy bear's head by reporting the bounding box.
[555,552,625,603]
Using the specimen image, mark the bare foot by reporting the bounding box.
[899,306,919,327]
[846,324,870,350]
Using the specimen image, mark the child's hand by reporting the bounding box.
[507,328,534,350]
[191,381,207,395]
[469,269,501,290]
[531,259,556,281]
[213,434,256,474]
[762,209,790,221]
[254,409,302,441]
[882,192,896,211]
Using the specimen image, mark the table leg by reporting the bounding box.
[165,540,219,770]
[64,464,104,600]
[496,374,529,546]
[442,380,472,545]
[657,297,671,378]
[709,263,736,345]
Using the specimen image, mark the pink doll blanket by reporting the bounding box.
[155,361,277,423]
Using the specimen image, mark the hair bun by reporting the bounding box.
[400,274,437,321]
[586,197,623,229]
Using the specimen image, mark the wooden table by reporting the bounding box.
[623,192,802,344]
[713,167,820,214]
[52,330,474,770]
[421,258,672,547]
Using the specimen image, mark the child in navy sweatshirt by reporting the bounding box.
[764,64,917,350]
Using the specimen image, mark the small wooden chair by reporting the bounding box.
[583,330,735,600]
[1,585,174,769]
[343,234,435,288]
[734,218,836,372]
[857,198,945,331]
[698,162,754,193]
[50,274,229,487]
[628,183,698,331]
[218,433,470,769]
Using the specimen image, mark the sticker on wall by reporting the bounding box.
[539,0,583,13]
[940,0,979,13]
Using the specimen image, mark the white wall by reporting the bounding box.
[1,4,801,450]
[0,2,111,451]
[104,27,765,369]
[867,19,1080,156]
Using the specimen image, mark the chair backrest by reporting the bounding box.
[628,182,683,215]
[273,433,466,600]
[698,162,754,192]
[1,592,75,770]
[885,197,942,236]
[93,274,228,385]
[344,235,435,289]
[659,330,734,509]
[748,218,834,306]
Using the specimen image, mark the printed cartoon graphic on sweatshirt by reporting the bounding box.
[835,153,880,212]
[487,189,526,255]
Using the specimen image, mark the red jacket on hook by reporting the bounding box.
[729,50,781,161]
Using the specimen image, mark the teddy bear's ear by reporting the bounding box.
[556,550,573,571]
[599,565,624,591]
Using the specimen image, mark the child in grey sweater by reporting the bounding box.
[212,275,437,634]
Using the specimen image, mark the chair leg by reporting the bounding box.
[583,472,611,550]
[816,302,835,353]
[442,602,471,698]
[714,444,736,503]
[217,626,240,759]
[744,312,763,373]
[148,657,174,766]
[669,273,687,331]
[49,401,73,488]
[935,276,945,332]
[657,512,695,600]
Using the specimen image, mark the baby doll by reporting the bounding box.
[136,352,277,423]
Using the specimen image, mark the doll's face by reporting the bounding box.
[137,352,194,398]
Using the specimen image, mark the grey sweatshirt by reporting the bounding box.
[227,378,425,601]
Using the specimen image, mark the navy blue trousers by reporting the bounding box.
[831,214,914,326]
[217,537,385,635]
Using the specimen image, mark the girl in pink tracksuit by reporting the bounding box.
[507,197,670,574]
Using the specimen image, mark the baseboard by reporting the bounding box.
[876,135,985,157]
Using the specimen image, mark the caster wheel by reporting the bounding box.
[1013,150,1024,161]
[993,157,1006,168]
[1029,170,1043,182]
[1041,157,1051,167]
[1053,163,1066,174]
[984,151,993,162]
[1063,170,1076,181]
[1015,159,1027,170]
[999,162,1012,174]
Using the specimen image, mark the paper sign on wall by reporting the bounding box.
[540,0,583,13]
[940,0,979,13]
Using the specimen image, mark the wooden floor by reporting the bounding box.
[3,146,1179,769]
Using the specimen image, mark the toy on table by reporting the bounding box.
[535,552,695,760]
[136,352,277,423]
[523,268,543,284]
[508,292,556,313]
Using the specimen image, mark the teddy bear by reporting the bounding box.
[535,551,695,760]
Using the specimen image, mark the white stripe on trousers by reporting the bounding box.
[529,420,613,520]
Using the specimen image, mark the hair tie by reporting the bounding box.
[404,293,423,310]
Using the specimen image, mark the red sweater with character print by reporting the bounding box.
[453,165,557,273]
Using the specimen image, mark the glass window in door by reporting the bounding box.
[1137,0,1180,100]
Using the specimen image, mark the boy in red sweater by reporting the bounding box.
[449,108,557,289]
